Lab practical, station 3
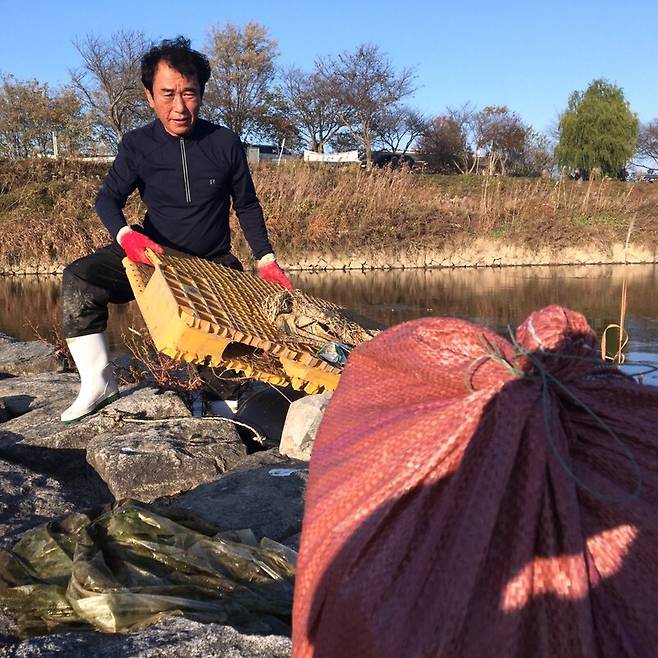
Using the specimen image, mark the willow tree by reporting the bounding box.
[555,80,638,179]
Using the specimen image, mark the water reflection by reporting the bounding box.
[0,275,145,347]
[294,264,658,353]
[1,264,658,367]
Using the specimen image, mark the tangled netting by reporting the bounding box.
[261,290,380,349]
[293,305,658,658]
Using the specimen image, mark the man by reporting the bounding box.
[60,36,292,424]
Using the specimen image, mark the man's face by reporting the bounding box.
[145,62,201,137]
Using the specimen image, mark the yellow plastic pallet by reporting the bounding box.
[123,250,345,393]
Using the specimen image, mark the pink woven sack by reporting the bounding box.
[293,305,658,658]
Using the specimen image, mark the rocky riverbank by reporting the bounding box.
[0,332,328,656]
[1,239,657,276]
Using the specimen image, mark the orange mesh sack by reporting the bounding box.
[293,305,658,658]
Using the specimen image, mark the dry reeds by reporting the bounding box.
[1,159,657,271]
[119,327,202,402]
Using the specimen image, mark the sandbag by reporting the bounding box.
[293,305,658,658]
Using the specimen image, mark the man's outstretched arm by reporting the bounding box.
[229,135,293,290]
[95,135,140,241]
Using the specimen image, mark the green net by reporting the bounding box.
[0,501,295,637]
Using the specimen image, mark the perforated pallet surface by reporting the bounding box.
[124,250,344,393]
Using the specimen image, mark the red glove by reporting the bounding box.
[118,229,163,266]
[258,256,293,291]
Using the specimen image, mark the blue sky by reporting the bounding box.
[1,0,656,135]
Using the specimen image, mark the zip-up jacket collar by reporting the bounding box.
[95,119,273,260]
[152,118,211,143]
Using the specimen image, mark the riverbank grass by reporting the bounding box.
[1,159,656,272]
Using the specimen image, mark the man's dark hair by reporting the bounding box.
[141,36,211,96]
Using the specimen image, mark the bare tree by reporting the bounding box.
[443,103,479,172]
[70,30,148,149]
[204,21,279,141]
[512,130,554,177]
[259,90,304,152]
[374,106,429,155]
[416,115,469,173]
[328,130,361,153]
[474,106,527,175]
[636,120,658,167]
[278,66,344,152]
[317,44,415,170]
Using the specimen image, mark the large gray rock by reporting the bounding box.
[279,393,332,461]
[0,378,195,501]
[0,617,291,657]
[170,450,308,546]
[0,380,171,554]
[0,375,191,455]
[0,456,75,550]
[0,340,64,376]
[87,418,247,502]
[0,372,78,418]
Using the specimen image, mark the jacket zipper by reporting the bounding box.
[180,137,191,203]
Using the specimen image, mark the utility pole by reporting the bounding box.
[277,138,285,166]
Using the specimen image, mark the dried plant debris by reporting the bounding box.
[261,290,380,351]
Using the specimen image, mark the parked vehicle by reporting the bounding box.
[639,168,658,182]
[360,151,415,170]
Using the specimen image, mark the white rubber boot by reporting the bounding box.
[60,332,119,424]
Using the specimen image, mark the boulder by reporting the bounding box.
[0,375,191,455]
[0,340,64,376]
[279,393,332,461]
[0,378,197,500]
[0,373,79,419]
[86,418,247,502]
[282,532,302,552]
[170,450,308,544]
[0,456,75,550]
[0,617,291,657]
[236,383,306,448]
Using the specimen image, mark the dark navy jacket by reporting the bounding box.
[95,118,273,260]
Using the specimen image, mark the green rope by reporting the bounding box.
[504,329,644,504]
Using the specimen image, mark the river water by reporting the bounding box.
[1,264,658,381]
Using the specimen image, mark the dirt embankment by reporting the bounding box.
[1,159,657,274]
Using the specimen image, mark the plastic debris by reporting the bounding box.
[268,468,308,478]
[315,342,352,366]
[0,501,295,638]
